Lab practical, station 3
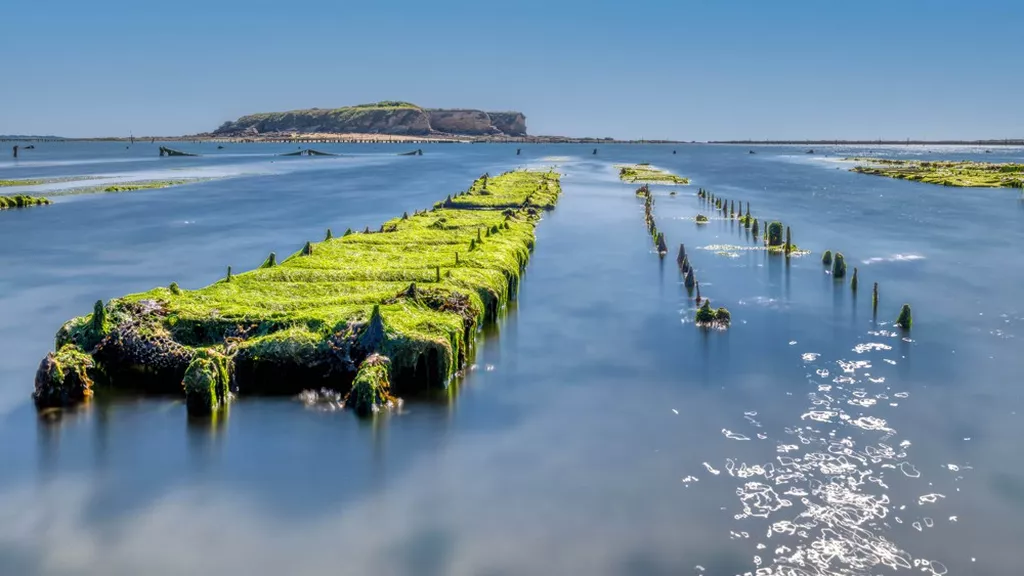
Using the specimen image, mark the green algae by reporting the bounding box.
[695,214,709,224]
[100,180,194,193]
[695,300,731,328]
[832,252,847,278]
[767,221,784,247]
[848,158,1024,189]
[38,170,560,415]
[346,353,396,416]
[617,164,690,185]
[1,179,45,187]
[0,194,51,210]
[896,304,913,329]
[183,351,231,416]
[32,344,96,409]
[822,250,833,266]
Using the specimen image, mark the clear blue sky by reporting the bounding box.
[3,0,1022,140]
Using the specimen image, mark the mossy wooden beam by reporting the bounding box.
[36,170,561,418]
[0,195,52,210]
[848,158,1024,189]
[617,164,690,185]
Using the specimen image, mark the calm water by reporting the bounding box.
[1,142,1022,575]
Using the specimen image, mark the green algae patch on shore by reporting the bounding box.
[848,158,1024,189]
[0,194,52,210]
[37,170,561,417]
[616,164,690,185]
[100,180,195,193]
[46,179,209,197]
[1,179,45,187]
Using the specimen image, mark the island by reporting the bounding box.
[847,158,1024,188]
[208,101,527,139]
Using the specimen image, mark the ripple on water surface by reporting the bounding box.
[686,327,966,575]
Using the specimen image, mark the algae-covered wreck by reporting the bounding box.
[35,170,561,417]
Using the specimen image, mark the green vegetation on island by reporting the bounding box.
[34,170,561,418]
[617,164,690,184]
[848,158,1024,188]
[212,101,528,137]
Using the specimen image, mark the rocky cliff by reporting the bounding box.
[487,112,527,137]
[212,102,527,137]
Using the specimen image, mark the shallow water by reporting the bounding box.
[1,142,1023,575]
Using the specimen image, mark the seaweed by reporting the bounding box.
[849,158,1024,189]
[832,252,847,278]
[35,170,561,416]
[695,300,731,328]
[617,165,690,185]
[767,221,784,247]
[896,304,913,329]
[0,194,52,210]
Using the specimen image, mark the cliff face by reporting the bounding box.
[488,112,527,137]
[426,109,495,135]
[212,102,527,137]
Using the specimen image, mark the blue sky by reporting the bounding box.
[2,0,1022,139]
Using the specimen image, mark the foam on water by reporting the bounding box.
[862,253,926,265]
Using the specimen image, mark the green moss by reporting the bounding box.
[694,301,731,328]
[0,194,52,210]
[43,170,560,406]
[832,252,847,278]
[896,304,913,329]
[617,164,690,185]
[91,300,108,333]
[0,179,45,187]
[767,221,784,247]
[849,158,1024,189]
[101,180,192,193]
[346,353,396,416]
[695,214,709,224]
[822,250,833,266]
[183,350,231,417]
[32,344,96,408]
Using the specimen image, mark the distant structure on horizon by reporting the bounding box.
[208,101,527,138]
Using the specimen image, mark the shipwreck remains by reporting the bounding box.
[34,170,561,418]
[279,148,338,157]
[159,146,199,157]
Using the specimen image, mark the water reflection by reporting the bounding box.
[1,143,1023,574]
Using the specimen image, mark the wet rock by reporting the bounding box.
[33,345,95,409]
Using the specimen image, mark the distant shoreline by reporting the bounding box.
[3,136,1022,146]
[711,139,1024,146]
[1,135,685,145]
